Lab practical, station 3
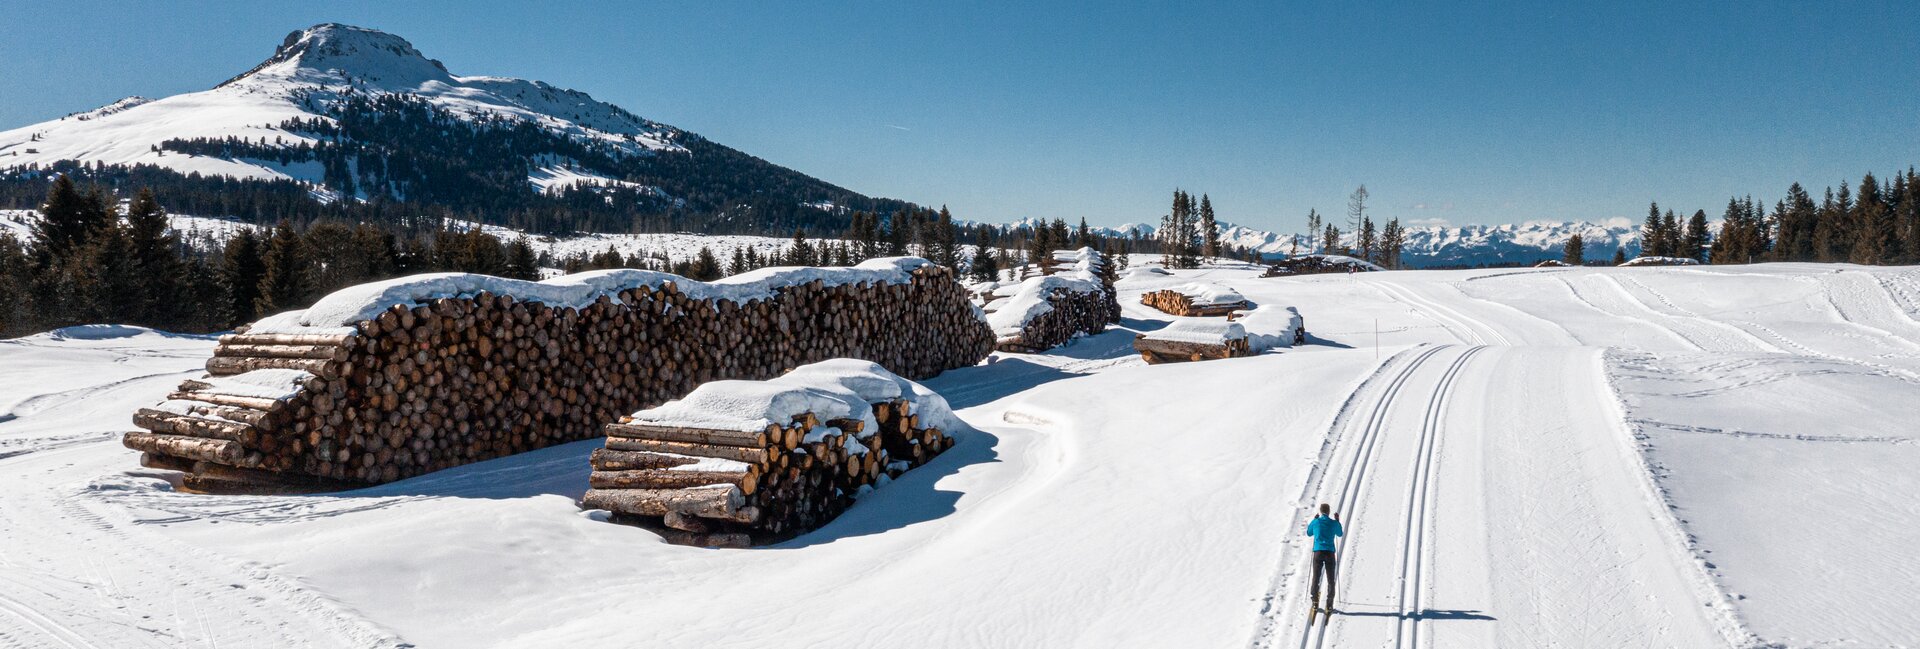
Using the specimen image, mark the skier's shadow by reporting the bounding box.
[1335,608,1496,621]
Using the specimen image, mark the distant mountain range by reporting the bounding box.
[1007,217,1643,267]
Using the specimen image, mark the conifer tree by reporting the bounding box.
[222,230,267,326]
[728,247,748,276]
[934,207,960,268]
[1323,224,1343,256]
[1357,217,1378,264]
[254,222,310,316]
[970,229,999,282]
[1683,209,1710,262]
[1305,209,1322,254]
[31,175,111,263]
[503,237,540,280]
[1851,173,1893,264]
[1641,203,1666,258]
[786,228,817,266]
[689,246,722,280]
[1381,218,1405,268]
[1199,194,1220,262]
[1612,247,1627,265]
[1659,209,1681,258]
[1564,233,1585,265]
[123,188,187,327]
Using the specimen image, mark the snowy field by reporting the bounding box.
[2,263,1917,647]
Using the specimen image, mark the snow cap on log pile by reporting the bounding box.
[1171,283,1247,308]
[1234,305,1304,352]
[1141,319,1248,345]
[249,256,946,334]
[630,359,966,438]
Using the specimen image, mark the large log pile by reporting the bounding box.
[1139,283,1251,317]
[581,359,961,547]
[126,259,992,492]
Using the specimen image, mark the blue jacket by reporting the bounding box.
[1307,515,1343,552]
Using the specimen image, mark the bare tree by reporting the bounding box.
[1347,185,1370,235]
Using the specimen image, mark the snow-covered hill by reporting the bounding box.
[0,24,681,197]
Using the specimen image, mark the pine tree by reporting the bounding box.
[1659,209,1681,258]
[1381,218,1405,268]
[1076,217,1092,248]
[1357,217,1378,264]
[1683,209,1710,262]
[31,175,112,263]
[1323,224,1343,256]
[123,188,187,327]
[504,237,540,280]
[1030,224,1055,274]
[728,247,748,276]
[1305,209,1323,254]
[222,230,267,326]
[786,229,817,267]
[1900,169,1920,264]
[1641,203,1665,258]
[934,207,960,268]
[1199,194,1220,262]
[1851,172,1893,264]
[970,229,999,282]
[0,234,35,335]
[254,222,310,316]
[689,246,722,280]
[1612,247,1627,265]
[1564,233,1585,265]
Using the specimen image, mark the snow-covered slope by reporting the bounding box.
[5,263,1918,647]
[0,23,682,192]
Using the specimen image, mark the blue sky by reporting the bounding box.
[3,1,1916,232]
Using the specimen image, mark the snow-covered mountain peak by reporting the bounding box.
[222,23,453,92]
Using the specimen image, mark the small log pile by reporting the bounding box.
[127,260,992,492]
[1139,285,1250,317]
[581,359,961,547]
[1262,254,1381,277]
[1135,336,1253,364]
[980,248,1121,353]
[993,284,1116,353]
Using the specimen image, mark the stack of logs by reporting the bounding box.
[995,286,1117,353]
[1134,332,1254,364]
[126,264,992,491]
[1139,288,1249,317]
[582,399,952,547]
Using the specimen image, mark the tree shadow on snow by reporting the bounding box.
[330,438,601,501]
[921,357,1081,410]
[771,426,999,548]
[1335,608,1496,622]
[1301,332,1355,349]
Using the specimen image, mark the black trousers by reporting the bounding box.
[1310,550,1338,603]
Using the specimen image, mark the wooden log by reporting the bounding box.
[588,448,702,471]
[581,486,744,519]
[132,409,253,442]
[654,528,751,549]
[218,333,353,346]
[167,391,283,412]
[589,469,756,493]
[205,356,336,378]
[213,344,349,360]
[122,431,257,468]
[602,437,774,464]
[603,422,769,448]
[661,510,712,534]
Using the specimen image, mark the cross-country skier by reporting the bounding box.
[1307,503,1343,614]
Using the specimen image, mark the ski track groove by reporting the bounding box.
[1244,344,1445,649]
[1389,346,1483,649]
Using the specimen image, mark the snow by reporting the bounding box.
[1620,255,1704,266]
[1,208,259,249]
[631,359,964,438]
[3,262,1919,647]
[1139,318,1245,344]
[249,256,939,334]
[1235,304,1304,351]
[1167,281,1247,307]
